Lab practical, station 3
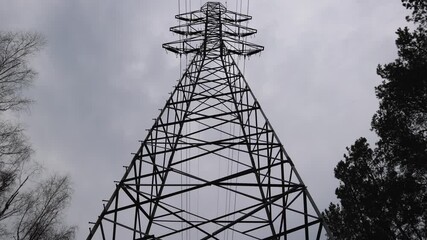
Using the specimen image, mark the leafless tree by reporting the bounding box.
[0,122,33,220]
[0,32,44,111]
[15,175,75,240]
[0,32,75,239]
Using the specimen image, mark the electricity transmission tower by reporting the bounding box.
[87,2,332,239]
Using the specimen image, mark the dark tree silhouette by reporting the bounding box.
[324,1,426,239]
[402,0,427,25]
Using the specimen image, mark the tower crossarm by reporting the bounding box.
[162,1,264,56]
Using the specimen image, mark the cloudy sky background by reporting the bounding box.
[0,0,410,238]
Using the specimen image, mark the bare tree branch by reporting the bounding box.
[0,32,75,240]
[0,32,44,112]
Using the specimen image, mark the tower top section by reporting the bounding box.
[163,1,264,56]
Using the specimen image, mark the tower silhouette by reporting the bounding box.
[87,2,332,239]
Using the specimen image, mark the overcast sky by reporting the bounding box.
[0,0,410,239]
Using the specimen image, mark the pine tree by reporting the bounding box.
[324,1,427,239]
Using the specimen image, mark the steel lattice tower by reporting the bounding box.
[87,2,332,239]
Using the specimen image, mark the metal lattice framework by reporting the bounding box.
[87,2,332,239]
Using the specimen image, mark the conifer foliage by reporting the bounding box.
[324,1,427,239]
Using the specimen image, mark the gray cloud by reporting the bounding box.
[0,0,409,238]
